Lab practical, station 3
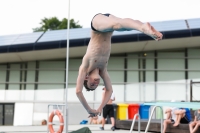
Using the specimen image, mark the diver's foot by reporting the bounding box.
[142,22,163,41]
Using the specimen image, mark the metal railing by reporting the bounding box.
[144,106,163,133]
[129,113,141,133]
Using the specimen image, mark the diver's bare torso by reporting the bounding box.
[83,30,113,73]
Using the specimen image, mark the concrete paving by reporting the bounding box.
[0,124,152,133]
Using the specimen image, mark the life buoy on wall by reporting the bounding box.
[48,110,64,133]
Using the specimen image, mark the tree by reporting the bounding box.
[33,17,82,32]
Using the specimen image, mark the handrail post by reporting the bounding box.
[129,113,141,133]
[145,106,163,133]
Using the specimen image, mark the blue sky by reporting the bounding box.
[0,0,200,36]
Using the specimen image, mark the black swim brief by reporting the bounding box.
[91,13,110,32]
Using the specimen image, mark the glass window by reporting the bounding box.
[127,54,139,83]
[157,52,185,81]
[0,65,7,90]
[69,59,82,70]
[9,64,20,90]
[188,48,200,101]
[0,65,6,100]
[107,57,124,83]
[36,61,65,101]
[26,62,36,90]
[38,61,65,89]
[188,48,200,81]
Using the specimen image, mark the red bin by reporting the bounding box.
[128,104,140,119]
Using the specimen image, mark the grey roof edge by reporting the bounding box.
[0,17,200,45]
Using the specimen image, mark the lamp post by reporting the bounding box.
[65,0,70,132]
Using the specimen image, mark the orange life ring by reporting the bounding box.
[48,110,64,133]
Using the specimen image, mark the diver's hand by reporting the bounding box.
[96,108,102,116]
[88,109,100,117]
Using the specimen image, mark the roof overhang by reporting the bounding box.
[0,36,199,63]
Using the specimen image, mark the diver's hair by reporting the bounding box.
[84,80,94,91]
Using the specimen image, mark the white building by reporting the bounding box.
[0,18,200,126]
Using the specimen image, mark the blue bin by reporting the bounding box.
[139,104,150,119]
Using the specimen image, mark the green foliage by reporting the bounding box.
[33,17,82,32]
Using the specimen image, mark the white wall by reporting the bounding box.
[14,103,33,126]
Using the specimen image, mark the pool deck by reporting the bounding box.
[0,124,152,133]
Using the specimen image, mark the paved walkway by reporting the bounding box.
[0,124,152,133]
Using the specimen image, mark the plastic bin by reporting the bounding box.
[149,106,162,119]
[139,104,150,119]
[113,104,118,119]
[106,103,118,124]
[128,104,140,119]
[156,107,162,119]
[117,103,128,120]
